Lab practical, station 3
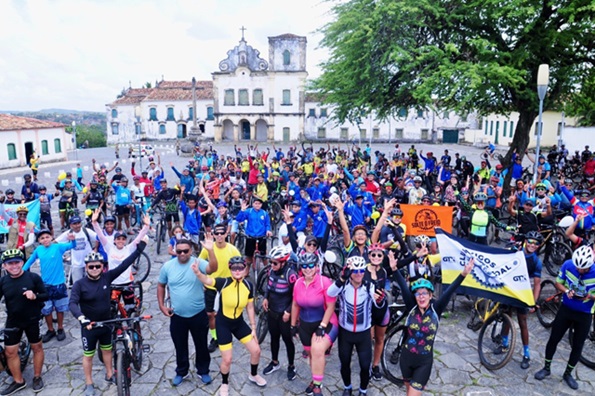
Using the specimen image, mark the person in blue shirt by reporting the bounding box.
[111,177,134,234]
[290,201,308,233]
[559,180,595,238]
[306,178,327,202]
[171,162,195,195]
[179,190,202,252]
[152,168,165,193]
[306,202,328,240]
[76,164,84,185]
[510,152,524,182]
[235,196,272,268]
[345,194,372,228]
[24,229,76,343]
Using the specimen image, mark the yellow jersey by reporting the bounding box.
[199,244,241,290]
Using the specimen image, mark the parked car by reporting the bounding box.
[131,144,155,158]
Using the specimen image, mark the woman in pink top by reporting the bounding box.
[291,253,338,396]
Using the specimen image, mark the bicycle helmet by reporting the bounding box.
[474,192,487,202]
[391,207,403,216]
[368,243,385,252]
[1,249,24,263]
[36,229,52,240]
[69,215,82,224]
[269,245,291,261]
[38,185,47,190]
[16,205,28,213]
[90,179,98,185]
[228,256,246,267]
[414,235,431,247]
[104,216,116,224]
[5,189,14,194]
[298,253,319,267]
[84,252,106,264]
[115,167,122,172]
[535,182,546,190]
[572,245,594,269]
[525,230,544,244]
[346,256,367,271]
[413,176,422,182]
[120,177,128,183]
[411,278,434,293]
[352,225,369,236]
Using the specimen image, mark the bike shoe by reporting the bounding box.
[371,365,383,381]
[263,361,280,375]
[287,365,297,381]
[208,338,218,353]
[492,344,508,355]
[305,381,315,395]
[41,330,56,343]
[520,356,530,370]
[563,373,579,390]
[534,368,551,380]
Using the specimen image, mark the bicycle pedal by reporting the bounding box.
[142,344,151,352]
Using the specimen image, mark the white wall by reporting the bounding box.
[0,127,68,168]
[560,126,595,154]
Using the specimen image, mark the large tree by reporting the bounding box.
[313,0,595,163]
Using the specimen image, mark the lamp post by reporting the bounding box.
[71,121,78,160]
[532,64,549,185]
[135,106,143,170]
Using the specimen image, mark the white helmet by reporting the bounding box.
[269,245,291,261]
[572,246,594,269]
[414,235,431,246]
[346,256,367,271]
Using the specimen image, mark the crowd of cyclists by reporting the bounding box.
[1,140,595,395]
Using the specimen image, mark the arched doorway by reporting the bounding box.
[241,120,251,140]
[222,120,234,141]
[255,120,268,142]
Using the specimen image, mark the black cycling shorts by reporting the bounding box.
[400,348,433,391]
[4,321,41,346]
[81,326,112,357]
[115,205,130,216]
[204,288,217,313]
[245,237,267,258]
[215,314,252,351]
[166,213,180,223]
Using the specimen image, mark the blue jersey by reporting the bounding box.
[557,260,595,314]
[236,208,271,238]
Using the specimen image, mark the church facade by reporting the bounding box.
[106,32,476,144]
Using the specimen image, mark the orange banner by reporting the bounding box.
[400,204,453,236]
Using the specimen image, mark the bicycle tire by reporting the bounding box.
[380,323,407,385]
[256,310,268,345]
[132,252,151,284]
[322,260,342,281]
[478,313,516,370]
[156,223,163,255]
[536,280,561,328]
[130,324,143,371]
[236,234,246,255]
[116,349,131,396]
[326,246,345,269]
[543,240,572,277]
[569,324,595,369]
[268,202,282,226]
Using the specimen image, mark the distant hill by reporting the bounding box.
[39,108,103,115]
[0,110,106,128]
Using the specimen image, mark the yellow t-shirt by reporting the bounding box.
[199,243,241,290]
[255,183,268,202]
[241,160,250,172]
[300,163,314,175]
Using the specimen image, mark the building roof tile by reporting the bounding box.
[0,114,64,131]
[109,81,213,105]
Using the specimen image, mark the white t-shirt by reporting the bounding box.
[56,228,97,268]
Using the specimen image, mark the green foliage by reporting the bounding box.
[565,70,595,126]
[67,124,106,148]
[313,0,595,159]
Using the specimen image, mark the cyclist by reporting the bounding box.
[291,253,339,396]
[458,191,513,245]
[178,187,202,252]
[235,196,272,267]
[81,180,104,223]
[6,205,36,260]
[534,246,595,390]
[167,225,188,258]
[494,230,543,369]
[0,249,48,395]
[58,179,76,230]
[151,179,182,238]
[24,229,76,343]
[261,245,299,380]
[55,215,98,284]
[97,215,117,263]
[328,256,385,396]
[69,240,147,396]
[38,185,56,236]
[192,256,266,396]
[334,198,371,261]
[111,176,134,234]
[388,252,474,396]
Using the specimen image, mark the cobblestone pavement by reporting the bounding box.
[0,144,593,395]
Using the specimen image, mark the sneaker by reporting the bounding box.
[199,373,212,384]
[342,388,352,396]
[520,356,530,370]
[0,381,26,396]
[83,384,95,396]
[218,384,229,396]
[563,373,579,390]
[208,338,218,353]
[42,330,56,343]
[371,365,382,381]
[248,374,267,387]
[305,381,315,395]
[287,365,297,381]
[263,361,280,375]
[534,368,551,380]
[56,329,66,341]
[104,374,115,384]
[357,391,368,396]
[312,384,323,395]
[32,377,44,393]
[493,344,508,355]
[302,349,309,359]
[172,374,189,387]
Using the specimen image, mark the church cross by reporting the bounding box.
[240,26,247,40]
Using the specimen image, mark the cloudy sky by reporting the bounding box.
[0,0,333,112]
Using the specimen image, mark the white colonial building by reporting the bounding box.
[106,31,478,144]
[0,114,68,169]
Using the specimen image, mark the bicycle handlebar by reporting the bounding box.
[90,315,152,328]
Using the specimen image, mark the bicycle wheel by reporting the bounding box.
[116,349,131,396]
[132,252,151,284]
[130,326,143,371]
[326,246,345,269]
[269,202,282,226]
[477,313,516,370]
[536,280,561,328]
[256,310,268,345]
[322,260,342,281]
[236,234,246,255]
[543,240,572,276]
[156,223,163,255]
[380,323,407,385]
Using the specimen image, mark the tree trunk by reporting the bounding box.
[501,110,538,189]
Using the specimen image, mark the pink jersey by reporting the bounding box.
[293,273,338,324]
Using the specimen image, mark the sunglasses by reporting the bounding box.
[422,199,431,203]
[536,188,546,192]
[230,265,246,272]
[270,260,282,266]
[369,253,384,258]
[87,265,102,270]
[300,263,317,269]
[351,269,366,274]
[414,291,430,298]
[213,231,226,236]
[176,249,190,254]
[526,239,540,245]
[306,242,318,247]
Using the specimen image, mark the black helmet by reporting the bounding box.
[36,229,52,241]
[391,207,403,216]
[38,185,47,190]
[525,231,544,244]
[298,253,319,267]
[5,189,14,194]
[104,216,116,224]
[228,256,246,267]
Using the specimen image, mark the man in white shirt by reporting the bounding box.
[55,215,98,283]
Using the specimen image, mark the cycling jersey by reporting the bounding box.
[293,273,338,324]
[264,264,298,314]
[85,189,104,209]
[328,280,380,332]
[213,277,254,320]
[153,188,180,214]
[557,260,595,314]
[112,183,132,206]
[24,241,76,285]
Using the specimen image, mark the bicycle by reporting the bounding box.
[131,252,151,284]
[535,279,563,328]
[380,301,409,385]
[110,284,144,320]
[0,328,31,377]
[473,298,516,370]
[267,194,283,227]
[92,315,152,396]
[151,206,168,255]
